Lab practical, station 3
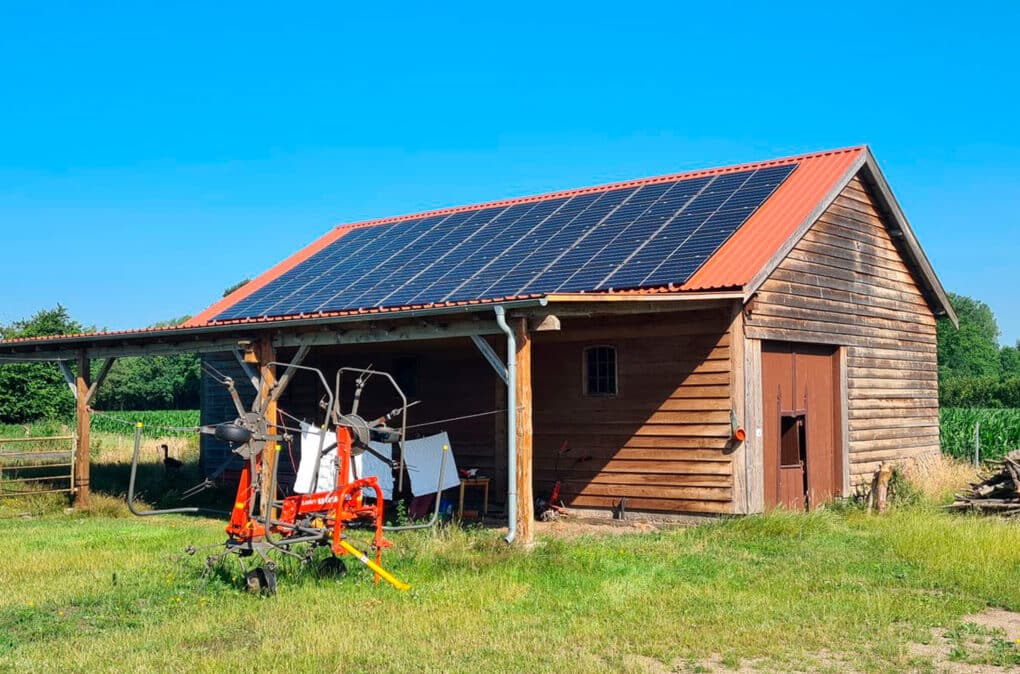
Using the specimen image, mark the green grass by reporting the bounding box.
[2,505,1020,672]
[941,407,1020,462]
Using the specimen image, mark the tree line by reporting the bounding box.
[937,293,1020,407]
[0,288,1015,423]
[0,306,201,423]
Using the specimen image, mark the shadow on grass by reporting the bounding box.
[90,459,235,518]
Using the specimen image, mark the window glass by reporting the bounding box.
[584,346,617,396]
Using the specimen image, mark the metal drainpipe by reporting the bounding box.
[493,305,517,544]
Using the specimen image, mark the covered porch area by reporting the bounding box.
[0,293,740,544]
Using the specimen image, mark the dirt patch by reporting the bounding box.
[535,517,671,538]
[968,609,1020,642]
[624,609,1020,673]
[906,608,1020,673]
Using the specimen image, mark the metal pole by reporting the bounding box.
[494,306,517,545]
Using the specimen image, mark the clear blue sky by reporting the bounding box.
[1,2,1017,343]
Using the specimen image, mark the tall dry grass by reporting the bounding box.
[901,451,980,502]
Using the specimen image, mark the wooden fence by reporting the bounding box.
[0,435,76,496]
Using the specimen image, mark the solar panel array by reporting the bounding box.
[215,163,797,321]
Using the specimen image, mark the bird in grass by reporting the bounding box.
[161,444,183,475]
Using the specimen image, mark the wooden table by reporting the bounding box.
[457,477,490,521]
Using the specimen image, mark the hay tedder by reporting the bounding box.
[128,357,445,595]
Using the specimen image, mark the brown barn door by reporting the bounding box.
[762,342,843,510]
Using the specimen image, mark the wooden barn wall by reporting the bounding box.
[199,352,255,477]
[531,308,735,514]
[745,175,940,483]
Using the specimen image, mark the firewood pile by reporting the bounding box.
[948,450,1020,516]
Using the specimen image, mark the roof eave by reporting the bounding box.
[855,148,959,327]
[0,298,552,360]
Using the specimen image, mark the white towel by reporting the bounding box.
[295,422,362,494]
[404,432,459,497]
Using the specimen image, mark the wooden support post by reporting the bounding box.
[745,338,764,514]
[513,318,534,546]
[257,338,278,513]
[74,350,91,508]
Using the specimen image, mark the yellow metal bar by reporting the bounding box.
[336,539,411,591]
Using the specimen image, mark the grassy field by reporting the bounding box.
[3,419,1020,671]
[3,498,1020,672]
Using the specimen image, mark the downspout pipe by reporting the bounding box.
[493,305,517,544]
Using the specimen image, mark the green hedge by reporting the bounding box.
[940,376,1020,408]
[940,407,1020,462]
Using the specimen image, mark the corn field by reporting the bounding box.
[940,408,1020,462]
[89,409,199,437]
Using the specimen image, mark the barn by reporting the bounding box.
[0,146,956,541]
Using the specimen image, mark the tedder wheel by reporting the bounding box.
[245,567,278,596]
[316,556,348,579]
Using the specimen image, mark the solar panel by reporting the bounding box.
[213,163,797,321]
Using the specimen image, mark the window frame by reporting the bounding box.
[582,344,619,398]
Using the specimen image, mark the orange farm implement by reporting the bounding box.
[128,358,444,595]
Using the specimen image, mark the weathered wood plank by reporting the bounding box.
[554,481,733,502]
[514,317,534,546]
[567,494,733,514]
[755,289,935,326]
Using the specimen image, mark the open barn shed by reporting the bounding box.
[0,146,956,541]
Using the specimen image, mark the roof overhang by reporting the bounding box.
[0,293,738,363]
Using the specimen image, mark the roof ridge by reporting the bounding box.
[331,145,867,233]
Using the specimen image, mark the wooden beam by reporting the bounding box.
[839,347,851,496]
[232,349,261,391]
[744,338,764,513]
[513,317,534,546]
[274,319,503,349]
[471,335,508,384]
[85,357,116,406]
[57,361,77,399]
[1,336,259,362]
[257,337,278,515]
[535,299,734,318]
[74,350,91,508]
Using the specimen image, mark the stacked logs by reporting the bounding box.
[948,450,1020,516]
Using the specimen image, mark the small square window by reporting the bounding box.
[584,346,617,396]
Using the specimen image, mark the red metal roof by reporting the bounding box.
[681,147,865,290]
[185,146,865,328]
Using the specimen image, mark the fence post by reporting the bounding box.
[974,420,981,468]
